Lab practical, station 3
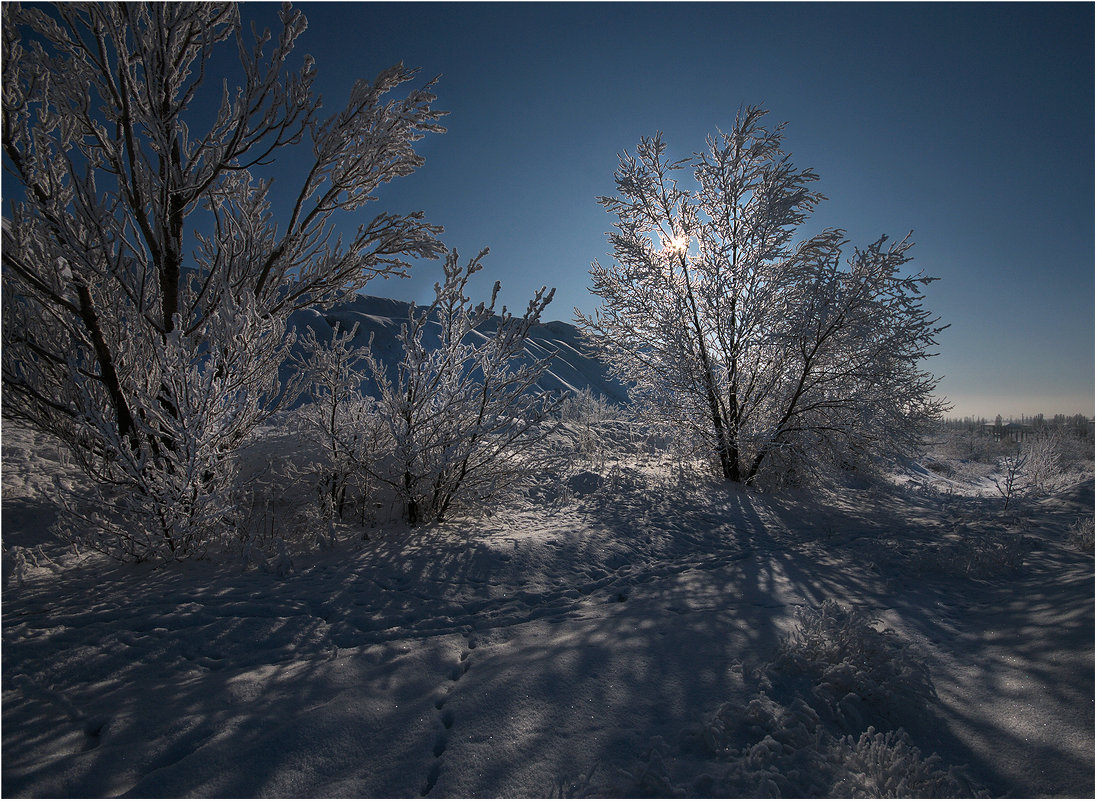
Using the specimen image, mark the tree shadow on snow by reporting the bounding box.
[3,466,1092,797]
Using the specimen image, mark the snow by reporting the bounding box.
[3,403,1094,796]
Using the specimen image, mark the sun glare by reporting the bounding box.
[663,233,689,255]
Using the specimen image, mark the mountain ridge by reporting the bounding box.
[287,293,630,404]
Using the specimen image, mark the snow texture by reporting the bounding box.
[2,417,1093,797]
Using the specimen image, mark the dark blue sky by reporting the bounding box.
[204,4,1097,417]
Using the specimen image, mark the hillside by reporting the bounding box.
[286,294,630,404]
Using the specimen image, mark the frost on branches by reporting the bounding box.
[292,321,387,525]
[578,106,948,487]
[1,2,446,559]
[362,249,559,526]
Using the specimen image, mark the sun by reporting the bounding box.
[662,233,689,255]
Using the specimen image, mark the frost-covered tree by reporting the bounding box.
[1,2,445,558]
[578,107,947,486]
[364,249,558,525]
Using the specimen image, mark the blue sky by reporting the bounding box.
[143,4,1097,418]
[262,1,1093,421]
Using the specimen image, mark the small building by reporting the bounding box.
[982,421,1033,443]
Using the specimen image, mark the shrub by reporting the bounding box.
[831,727,977,798]
[292,322,390,525]
[946,524,1031,578]
[556,388,619,457]
[766,601,936,733]
[363,250,559,525]
[1068,516,1094,553]
[993,453,1029,510]
[587,600,978,798]
[1021,429,1085,495]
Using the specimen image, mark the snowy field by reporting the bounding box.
[2,419,1093,798]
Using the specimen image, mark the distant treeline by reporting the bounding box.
[941,413,1094,441]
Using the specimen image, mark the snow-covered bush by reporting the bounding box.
[3,543,62,587]
[2,3,445,560]
[292,322,390,524]
[945,525,1030,578]
[553,388,670,472]
[993,453,1029,510]
[601,690,973,798]
[556,388,619,456]
[701,719,972,798]
[703,693,823,760]
[830,727,978,798]
[226,420,350,564]
[1021,428,1090,495]
[766,601,936,733]
[1068,516,1094,554]
[989,430,1088,511]
[592,599,978,798]
[363,250,560,525]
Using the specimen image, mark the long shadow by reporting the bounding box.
[3,466,1092,797]
[742,480,1095,798]
[2,463,781,796]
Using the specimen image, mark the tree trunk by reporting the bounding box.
[76,283,138,450]
[744,447,768,486]
[678,252,741,483]
[404,470,419,526]
[716,436,741,482]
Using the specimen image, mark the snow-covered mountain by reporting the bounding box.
[286,293,630,404]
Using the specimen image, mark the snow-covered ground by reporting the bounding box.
[2,418,1093,797]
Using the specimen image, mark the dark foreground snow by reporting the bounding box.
[2,424,1093,797]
